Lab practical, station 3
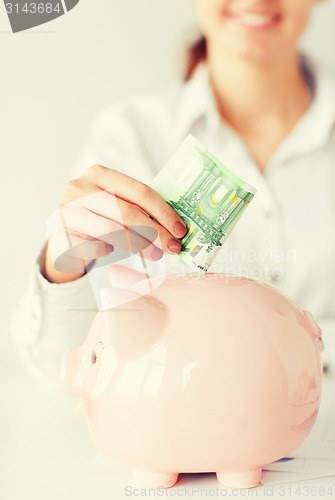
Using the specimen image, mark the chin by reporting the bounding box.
[220,36,284,64]
[233,46,276,63]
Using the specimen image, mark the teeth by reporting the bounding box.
[237,12,277,26]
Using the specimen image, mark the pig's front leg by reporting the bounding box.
[216,469,262,488]
[131,469,179,488]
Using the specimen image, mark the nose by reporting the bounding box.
[61,347,84,396]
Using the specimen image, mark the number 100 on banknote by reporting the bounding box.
[152,135,257,272]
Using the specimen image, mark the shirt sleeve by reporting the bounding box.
[9,244,97,389]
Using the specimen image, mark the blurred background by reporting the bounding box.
[1,0,335,337]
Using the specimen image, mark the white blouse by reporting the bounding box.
[10,57,335,387]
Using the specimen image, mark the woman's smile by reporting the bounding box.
[196,0,320,61]
[225,9,282,30]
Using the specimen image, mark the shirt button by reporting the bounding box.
[271,268,283,281]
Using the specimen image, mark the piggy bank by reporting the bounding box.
[62,270,323,489]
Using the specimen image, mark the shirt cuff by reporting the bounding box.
[9,244,97,389]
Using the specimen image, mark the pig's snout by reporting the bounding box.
[61,347,85,396]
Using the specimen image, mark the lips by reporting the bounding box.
[226,10,281,28]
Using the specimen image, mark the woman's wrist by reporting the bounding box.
[41,245,85,284]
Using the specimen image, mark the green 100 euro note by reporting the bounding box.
[151,135,257,272]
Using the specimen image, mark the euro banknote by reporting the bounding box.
[151,134,257,272]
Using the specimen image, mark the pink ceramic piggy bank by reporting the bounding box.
[62,271,323,489]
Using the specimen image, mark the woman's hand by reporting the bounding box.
[42,164,187,284]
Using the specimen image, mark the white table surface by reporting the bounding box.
[1,334,334,500]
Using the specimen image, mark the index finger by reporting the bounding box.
[85,165,188,239]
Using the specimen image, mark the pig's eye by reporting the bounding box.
[91,342,103,365]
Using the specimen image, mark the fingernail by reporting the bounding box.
[168,238,182,254]
[173,221,187,238]
[151,246,164,261]
[105,243,114,254]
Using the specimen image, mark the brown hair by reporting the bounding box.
[184,35,207,81]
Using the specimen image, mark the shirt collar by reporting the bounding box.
[173,63,220,141]
[174,56,335,159]
[270,55,335,163]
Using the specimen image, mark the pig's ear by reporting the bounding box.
[100,265,165,310]
[109,265,166,297]
[103,293,167,360]
[108,265,148,289]
[100,286,142,310]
